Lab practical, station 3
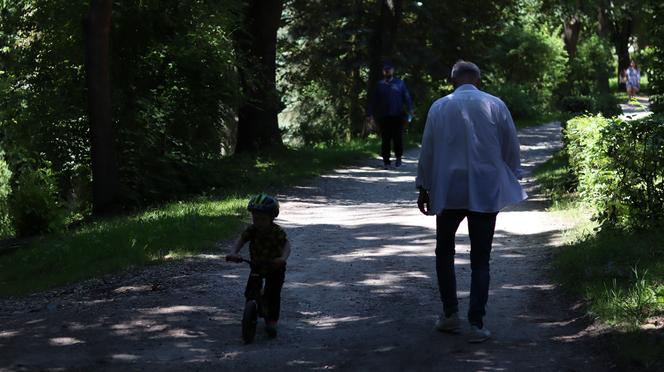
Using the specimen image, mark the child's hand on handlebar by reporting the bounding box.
[226,254,242,263]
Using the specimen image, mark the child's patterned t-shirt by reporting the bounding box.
[241,223,288,273]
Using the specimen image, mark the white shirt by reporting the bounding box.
[416,84,527,214]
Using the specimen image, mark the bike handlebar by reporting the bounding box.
[225,255,250,264]
[226,255,285,270]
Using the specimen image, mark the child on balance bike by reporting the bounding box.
[226,193,291,341]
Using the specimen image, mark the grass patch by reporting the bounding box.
[535,150,664,326]
[0,198,246,296]
[559,229,664,370]
[532,149,578,210]
[554,227,664,326]
[0,135,396,296]
[535,147,664,369]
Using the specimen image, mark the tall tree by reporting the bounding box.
[367,0,403,112]
[542,0,589,60]
[84,0,118,215]
[645,1,664,112]
[598,0,638,87]
[563,14,582,59]
[235,0,285,153]
[350,0,367,136]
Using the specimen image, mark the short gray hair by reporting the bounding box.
[450,60,481,80]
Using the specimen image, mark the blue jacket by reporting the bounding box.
[368,77,413,118]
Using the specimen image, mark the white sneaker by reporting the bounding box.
[434,313,461,334]
[467,325,491,343]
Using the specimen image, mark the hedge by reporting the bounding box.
[565,114,664,229]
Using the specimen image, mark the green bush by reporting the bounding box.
[594,93,621,117]
[1,0,242,210]
[565,114,664,229]
[558,94,620,117]
[0,150,12,238]
[601,116,664,228]
[647,4,664,113]
[286,81,350,146]
[10,167,65,237]
[487,83,539,119]
[565,115,617,221]
[486,25,567,119]
[556,35,619,117]
[558,95,596,115]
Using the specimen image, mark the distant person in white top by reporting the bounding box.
[416,60,526,343]
[625,60,641,100]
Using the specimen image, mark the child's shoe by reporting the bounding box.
[265,321,278,338]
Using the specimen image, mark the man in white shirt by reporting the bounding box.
[416,61,526,343]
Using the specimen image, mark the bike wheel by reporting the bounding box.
[242,300,258,344]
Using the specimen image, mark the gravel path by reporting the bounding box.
[0,122,610,371]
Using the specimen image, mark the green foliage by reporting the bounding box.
[532,149,577,208]
[647,3,664,112]
[0,0,242,216]
[558,95,596,115]
[565,114,664,229]
[111,0,241,204]
[0,150,12,238]
[594,93,621,117]
[0,0,91,209]
[9,166,65,237]
[565,115,617,220]
[487,83,538,120]
[485,24,567,119]
[280,1,371,143]
[541,143,664,330]
[283,80,353,146]
[601,116,664,227]
[557,35,620,117]
[597,269,663,325]
[553,225,664,326]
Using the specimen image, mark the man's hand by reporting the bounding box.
[273,257,287,270]
[417,189,430,215]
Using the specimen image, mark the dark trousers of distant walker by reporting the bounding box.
[377,115,404,165]
[244,268,286,322]
[436,209,497,328]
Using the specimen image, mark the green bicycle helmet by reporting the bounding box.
[247,193,280,218]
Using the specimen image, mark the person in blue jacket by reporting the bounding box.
[367,61,413,168]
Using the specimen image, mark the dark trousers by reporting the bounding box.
[244,268,285,322]
[436,209,497,327]
[377,115,404,164]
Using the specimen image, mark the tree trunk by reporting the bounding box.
[562,15,582,60]
[612,19,633,91]
[350,0,365,136]
[367,0,403,114]
[596,6,611,95]
[597,3,633,90]
[235,0,284,153]
[84,0,118,216]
